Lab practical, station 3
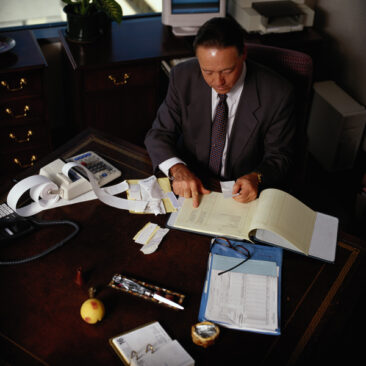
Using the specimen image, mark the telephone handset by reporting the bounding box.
[0,203,35,241]
[0,201,79,262]
[39,151,121,200]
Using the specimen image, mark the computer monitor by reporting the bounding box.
[162,0,226,36]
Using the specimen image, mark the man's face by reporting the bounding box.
[196,45,246,94]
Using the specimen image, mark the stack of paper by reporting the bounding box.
[127,176,179,215]
[199,240,283,335]
[205,255,279,333]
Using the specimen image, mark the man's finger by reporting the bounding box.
[200,186,211,195]
[232,182,240,195]
[183,187,191,198]
[192,191,200,208]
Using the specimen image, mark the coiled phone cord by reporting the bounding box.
[0,218,79,266]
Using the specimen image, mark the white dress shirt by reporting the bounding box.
[159,62,246,178]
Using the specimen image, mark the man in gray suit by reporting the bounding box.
[145,17,295,207]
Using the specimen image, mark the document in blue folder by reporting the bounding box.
[198,239,283,335]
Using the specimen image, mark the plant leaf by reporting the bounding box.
[98,0,123,23]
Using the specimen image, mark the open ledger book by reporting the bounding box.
[167,188,339,262]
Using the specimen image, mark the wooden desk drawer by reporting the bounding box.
[84,63,157,92]
[0,71,43,98]
[0,97,44,122]
[84,84,156,146]
[0,123,48,152]
[0,145,49,173]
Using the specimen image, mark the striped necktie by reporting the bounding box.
[209,94,228,176]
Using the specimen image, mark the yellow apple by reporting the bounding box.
[80,298,105,324]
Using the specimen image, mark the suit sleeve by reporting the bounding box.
[144,66,183,172]
[255,83,296,189]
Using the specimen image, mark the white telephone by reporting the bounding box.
[39,151,121,200]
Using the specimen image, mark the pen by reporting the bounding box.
[114,276,184,310]
[152,293,184,310]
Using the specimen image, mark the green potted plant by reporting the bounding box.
[62,0,123,43]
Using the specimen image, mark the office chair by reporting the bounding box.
[246,43,314,190]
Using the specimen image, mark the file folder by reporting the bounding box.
[198,239,283,335]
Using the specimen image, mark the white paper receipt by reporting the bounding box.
[133,222,169,254]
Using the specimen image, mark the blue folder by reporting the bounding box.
[198,238,283,335]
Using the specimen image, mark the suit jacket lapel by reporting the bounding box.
[225,62,260,175]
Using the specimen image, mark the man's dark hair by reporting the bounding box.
[193,17,245,55]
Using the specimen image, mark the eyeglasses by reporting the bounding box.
[211,237,252,276]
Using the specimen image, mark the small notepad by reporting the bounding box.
[109,321,194,366]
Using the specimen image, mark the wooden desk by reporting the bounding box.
[58,16,193,147]
[1,129,365,365]
[0,29,50,175]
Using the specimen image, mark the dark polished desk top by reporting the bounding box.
[57,14,325,71]
[59,16,194,70]
[0,29,47,72]
[1,129,365,365]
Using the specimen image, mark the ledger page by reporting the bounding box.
[172,192,257,239]
[250,189,317,254]
[205,267,278,332]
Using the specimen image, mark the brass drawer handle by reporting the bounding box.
[5,105,30,119]
[13,154,37,168]
[9,130,33,143]
[108,73,130,86]
[1,78,27,92]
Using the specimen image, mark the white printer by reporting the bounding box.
[228,0,314,34]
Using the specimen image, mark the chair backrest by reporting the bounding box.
[246,43,314,187]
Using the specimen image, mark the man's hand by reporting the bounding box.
[170,163,210,208]
[232,172,260,203]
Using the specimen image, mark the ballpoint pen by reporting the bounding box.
[112,275,184,310]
